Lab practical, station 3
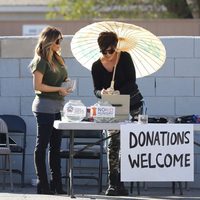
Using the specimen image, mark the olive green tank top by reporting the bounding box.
[30,56,68,100]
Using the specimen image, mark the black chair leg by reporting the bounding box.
[172,182,175,194]
[130,182,133,194]
[178,182,183,195]
[21,152,25,187]
[21,175,24,188]
[137,182,140,195]
[172,182,183,195]
[130,182,140,195]
[98,145,103,194]
[98,162,103,194]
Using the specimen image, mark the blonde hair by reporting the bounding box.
[33,26,65,71]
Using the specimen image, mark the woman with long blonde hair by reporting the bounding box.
[29,26,71,195]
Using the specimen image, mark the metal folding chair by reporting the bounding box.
[60,130,105,194]
[0,115,26,187]
[0,118,13,191]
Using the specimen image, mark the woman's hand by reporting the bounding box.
[59,87,72,96]
[101,87,120,95]
[101,88,109,95]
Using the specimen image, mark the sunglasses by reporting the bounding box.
[55,38,63,45]
[101,48,115,55]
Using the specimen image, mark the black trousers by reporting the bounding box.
[33,112,62,189]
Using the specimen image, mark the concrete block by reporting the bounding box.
[0,59,19,77]
[176,97,200,115]
[191,174,200,188]
[1,37,37,58]
[196,155,200,173]
[64,96,97,107]
[195,78,200,96]
[22,115,36,136]
[79,77,93,96]
[1,78,34,96]
[0,97,20,114]
[153,58,175,77]
[26,135,36,154]
[62,36,73,58]
[194,37,200,57]
[24,154,36,178]
[25,174,37,185]
[194,154,198,173]
[1,36,72,59]
[66,58,90,77]
[80,96,98,107]
[175,58,200,77]
[10,154,25,173]
[156,78,193,96]
[21,97,34,115]
[145,97,174,116]
[194,136,200,154]
[162,37,194,58]
[64,96,79,106]
[137,77,155,96]
[20,59,32,77]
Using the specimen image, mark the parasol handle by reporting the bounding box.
[110,80,115,89]
[109,52,120,89]
[110,65,116,89]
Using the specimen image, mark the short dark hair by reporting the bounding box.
[97,32,118,51]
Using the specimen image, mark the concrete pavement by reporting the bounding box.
[0,184,200,200]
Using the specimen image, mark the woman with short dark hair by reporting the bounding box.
[91,31,143,196]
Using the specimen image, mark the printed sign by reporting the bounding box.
[91,106,115,118]
[65,105,86,117]
[120,124,194,181]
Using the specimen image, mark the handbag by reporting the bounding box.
[130,89,143,107]
[175,115,200,123]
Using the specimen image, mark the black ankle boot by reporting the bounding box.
[50,180,67,194]
[105,185,118,196]
[117,173,129,196]
[37,182,55,195]
[117,182,129,196]
[105,171,119,196]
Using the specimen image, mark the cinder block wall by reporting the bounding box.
[0,36,200,188]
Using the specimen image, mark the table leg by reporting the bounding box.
[69,130,75,198]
